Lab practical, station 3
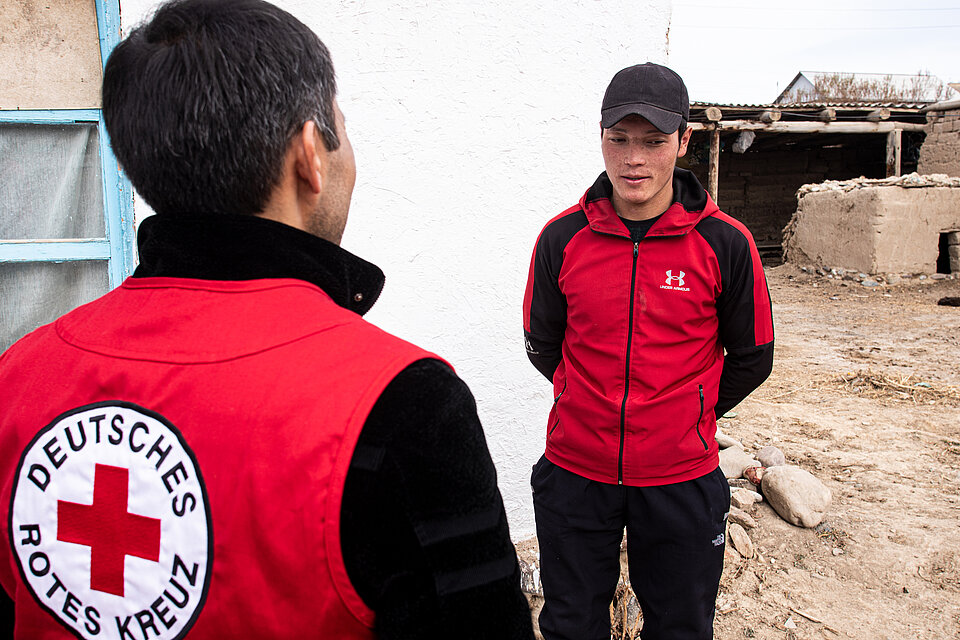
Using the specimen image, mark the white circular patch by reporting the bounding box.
[9,402,212,640]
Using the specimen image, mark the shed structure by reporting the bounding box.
[682,101,929,258]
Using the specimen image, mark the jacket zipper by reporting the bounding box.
[617,241,640,485]
[548,383,566,436]
[695,384,707,450]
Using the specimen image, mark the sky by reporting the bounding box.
[667,0,960,105]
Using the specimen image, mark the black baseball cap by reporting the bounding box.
[601,63,689,133]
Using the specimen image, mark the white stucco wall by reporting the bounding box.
[119,0,672,540]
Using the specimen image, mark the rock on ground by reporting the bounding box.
[728,506,758,529]
[719,447,760,479]
[728,523,754,558]
[757,445,786,467]
[730,491,753,510]
[761,465,832,528]
[730,488,763,510]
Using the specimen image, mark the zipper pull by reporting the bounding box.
[633,242,639,257]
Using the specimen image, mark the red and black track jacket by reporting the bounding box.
[523,169,774,487]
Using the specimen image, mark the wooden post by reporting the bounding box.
[708,128,720,202]
[704,106,722,122]
[886,129,902,177]
[818,108,836,122]
[867,108,891,122]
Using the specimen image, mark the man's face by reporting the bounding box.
[307,100,356,245]
[600,114,691,219]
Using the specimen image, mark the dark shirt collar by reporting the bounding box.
[132,213,384,316]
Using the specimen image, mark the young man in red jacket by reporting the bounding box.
[0,1,534,638]
[523,63,774,639]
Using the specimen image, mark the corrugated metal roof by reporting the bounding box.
[692,101,928,110]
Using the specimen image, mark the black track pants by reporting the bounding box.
[531,456,729,640]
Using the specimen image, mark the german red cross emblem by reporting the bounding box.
[8,402,212,640]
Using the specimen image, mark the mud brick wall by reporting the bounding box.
[686,133,889,246]
[918,109,960,177]
[785,184,960,274]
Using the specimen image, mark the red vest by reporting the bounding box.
[1,277,432,639]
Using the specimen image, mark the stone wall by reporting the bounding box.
[783,174,960,274]
[918,108,960,176]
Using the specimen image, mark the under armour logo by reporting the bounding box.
[524,337,539,355]
[665,270,685,287]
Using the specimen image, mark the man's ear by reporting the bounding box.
[294,119,325,195]
[677,126,693,158]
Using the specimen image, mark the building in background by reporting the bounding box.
[776,70,958,105]
[683,69,960,268]
[682,100,930,257]
[0,0,672,540]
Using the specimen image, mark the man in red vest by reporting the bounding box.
[0,1,533,638]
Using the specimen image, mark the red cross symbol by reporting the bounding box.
[58,464,162,597]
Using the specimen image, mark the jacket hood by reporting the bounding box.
[579,167,719,238]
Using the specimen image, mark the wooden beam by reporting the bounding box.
[759,109,781,123]
[886,129,902,177]
[708,129,720,202]
[866,108,890,122]
[920,98,960,113]
[704,106,722,122]
[818,108,836,122]
[687,120,925,133]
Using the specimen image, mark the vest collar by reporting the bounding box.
[133,213,384,316]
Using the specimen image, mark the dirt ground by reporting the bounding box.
[711,264,960,640]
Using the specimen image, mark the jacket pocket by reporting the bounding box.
[548,383,566,436]
[694,384,707,451]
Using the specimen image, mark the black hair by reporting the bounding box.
[102,0,338,216]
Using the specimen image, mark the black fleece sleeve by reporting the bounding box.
[524,235,565,381]
[715,343,774,418]
[525,339,562,383]
[523,212,588,382]
[341,359,534,640]
[0,585,12,640]
[698,216,775,419]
